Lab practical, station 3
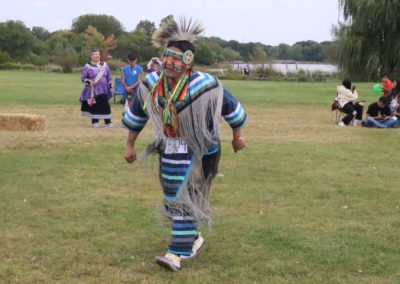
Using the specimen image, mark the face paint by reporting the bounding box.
[161,61,183,73]
[163,48,194,65]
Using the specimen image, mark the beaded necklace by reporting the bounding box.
[144,71,190,135]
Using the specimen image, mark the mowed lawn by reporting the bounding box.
[0,70,399,283]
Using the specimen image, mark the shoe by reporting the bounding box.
[181,233,206,260]
[92,123,100,128]
[338,121,345,127]
[352,119,360,127]
[155,253,181,272]
[105,123,114,128]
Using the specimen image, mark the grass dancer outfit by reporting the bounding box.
[122,17,247,272]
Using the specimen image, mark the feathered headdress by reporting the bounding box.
[152,16,204,47]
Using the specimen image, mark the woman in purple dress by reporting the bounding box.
[79,48,114,128]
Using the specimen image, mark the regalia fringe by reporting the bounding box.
[138,81,224,227]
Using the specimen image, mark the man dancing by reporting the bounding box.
[122,17,247,272]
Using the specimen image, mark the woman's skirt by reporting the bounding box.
[80,94,112,119]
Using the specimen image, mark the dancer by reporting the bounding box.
[122,17,247,272]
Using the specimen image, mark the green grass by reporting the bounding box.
[1,70,400,283]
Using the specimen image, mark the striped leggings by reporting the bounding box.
[168,216,197,256]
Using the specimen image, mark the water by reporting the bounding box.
[232,63,338,75]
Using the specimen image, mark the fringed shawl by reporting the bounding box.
[139,70,224,226]
[140,70,223,157]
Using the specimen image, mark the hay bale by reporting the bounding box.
[0,113,46,131]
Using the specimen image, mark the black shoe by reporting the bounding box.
[119,98,126,105]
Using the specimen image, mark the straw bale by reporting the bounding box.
[0,113,46,131]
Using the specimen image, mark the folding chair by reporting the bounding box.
[113,78,124,104]
[331,98,345,124]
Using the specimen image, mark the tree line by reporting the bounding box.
[337,0,400,81]
[0,14,338,73]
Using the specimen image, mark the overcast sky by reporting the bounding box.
[0,0,341,45]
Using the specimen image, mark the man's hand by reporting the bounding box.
[232,137,246,153]
[125,86,134,93]
[124,144,137,163]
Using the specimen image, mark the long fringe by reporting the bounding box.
[138,80,223,227]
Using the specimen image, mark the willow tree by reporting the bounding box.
[337,0,400,81]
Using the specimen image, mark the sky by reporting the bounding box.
[0,0,342,45]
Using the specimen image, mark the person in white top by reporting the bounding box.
[337,78,364,126]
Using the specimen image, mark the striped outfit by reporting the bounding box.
[122,70,247,256]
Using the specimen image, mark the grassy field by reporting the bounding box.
[0,70,399,283]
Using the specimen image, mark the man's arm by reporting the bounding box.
[232,128,245,153]
[221,88,247,153]
[124,131,139,163]
[130,69,143,90]
[121,70,133,93]
[120,70,127,88]
[121,94,149,162]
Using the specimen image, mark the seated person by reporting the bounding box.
[337,79,364,126]
[392,95,400,127]
[388,78,400,111]
[381,74,394,96]
[361,96,397,128]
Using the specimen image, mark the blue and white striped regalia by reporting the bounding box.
[122,70,247,256]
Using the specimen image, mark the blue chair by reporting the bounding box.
[113,78,124,103]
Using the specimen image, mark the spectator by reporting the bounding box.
[147,57,162,73]
[120,53,143,105]
[388,79,400,110]
[79,48,114,128]
[243,65,251,78]
[361,96,397,128]
[381,74,393,96]
[337,79,364,127]
[392,95,400,128]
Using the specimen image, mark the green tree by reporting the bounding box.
[294,41,324,61]
[31,26,50,41]
[221,47,241,61]
[290,45,303,61]
[321,41,339,63]
[250,44,267,62]
[0,20,35,59]
[72,14,124,37]
[337,0,400,80]
[277,44,291,60]
[136,20,156,37]
[81,25,117,61]
[46,30,83,51]
[113,30,158,63]
[195,40,217,65]
[0,51,12,64]
[52,44,78,72]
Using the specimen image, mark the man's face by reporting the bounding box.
[162,47,188,80]
[128,58,137,66]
